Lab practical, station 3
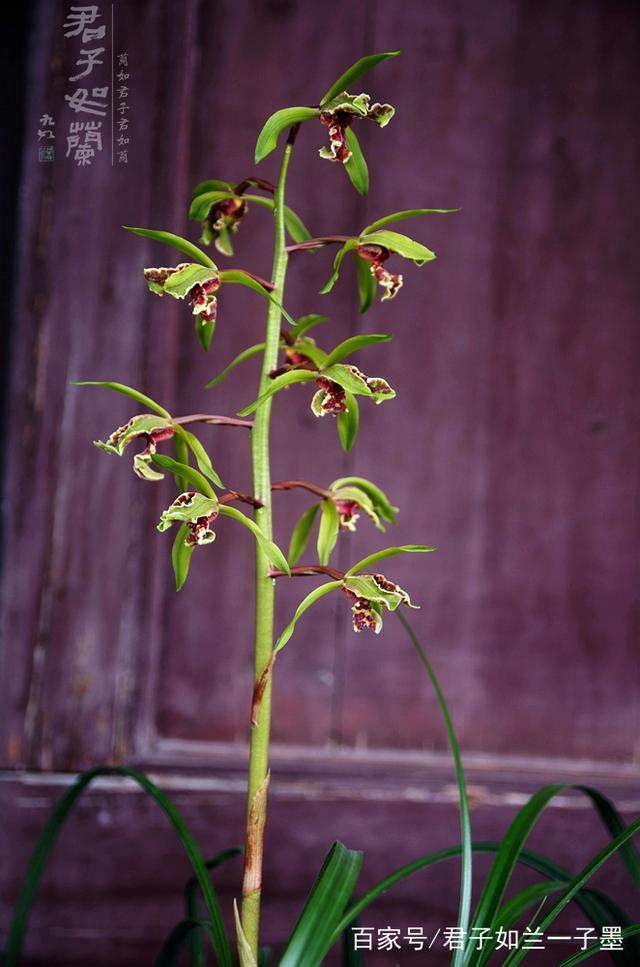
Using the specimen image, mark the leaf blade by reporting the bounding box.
[74,381,171,418]
[254,107,320,164]
[275,582,342,652]
[218,505,290,575]
[337,391,359,452]
[288,503,320,567]
[362,208,459,234]
[346,544,436,576]
[317,499,340,566]
[320,51,401,105]
[278,842,363,967]
[324,334,392,368]
[237,370,317,417]
[4,767,234,967]
[359,229,436,264]
[151,454,216,497]
[123,226,215,268]
[205,343,266,389]
[344,128,369,196]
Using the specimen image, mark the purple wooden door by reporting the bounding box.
[1,1,639,964]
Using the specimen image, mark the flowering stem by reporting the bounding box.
[240,129,296,956]
[271,479,332,499]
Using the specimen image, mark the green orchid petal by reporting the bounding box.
[157,491,220,547]
[94,413,174,481]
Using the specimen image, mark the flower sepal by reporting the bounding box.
[94,413,174,481]
[157,491,220,546]
[341,572,418,634]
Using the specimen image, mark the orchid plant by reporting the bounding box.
[6,51,640,967]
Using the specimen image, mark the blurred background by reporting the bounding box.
[1,1,639,964]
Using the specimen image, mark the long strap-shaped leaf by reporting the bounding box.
[501,817,640,967]
[4,766,233,967]
[396,613,472,967]
[184,847,244,967]
[278,841,363,967]
[330,841,636,963]
[463,785,640,967]
[554,927,640,967]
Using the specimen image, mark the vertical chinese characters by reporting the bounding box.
[63,4,109,166]
[116,52,130,164]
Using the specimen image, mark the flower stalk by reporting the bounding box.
[240,126,297,955]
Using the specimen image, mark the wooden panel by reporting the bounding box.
[2,0,639,769]
[1,0,639,961]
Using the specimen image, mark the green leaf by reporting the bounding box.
[173,432,191,493]
[217,505,290,575]
[362,208,459,234]
[177,428,224,488]
[319,239,358,295]
[290,314,329,339]
[331,476,397,524]
[205,343,265,389]
[234,901,258,967]
[337,391,359,452]
[324,334,392,367]
[359,229,436,265]
[195,314,216,352]
[317,499,340,566]
[574,785,640,889]
[254,106,320,164]
[122,226,215,269]
[185,848,244,967]
[344,128,369,195]
[462,783,640,967]
[278,842,363,967]
[355,253,376,314]
[320,51,401,105]
[275,581,342,652]
[288,503,320,567]
[346,544,436,576]
[74,381,171,418]
[397,612,472,967]
[219,269,296,326]
[171,524,194,591]
[502,817,640,967]
[151,454,216,497]
[554,928,640,967]
[237,370,317,417]
[4,767,234,967]
[283,204,312,243]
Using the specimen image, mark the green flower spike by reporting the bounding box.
[341,572,418,634]
[157,492,220,547]
[94,413,174,481]
[319,92,395,164]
